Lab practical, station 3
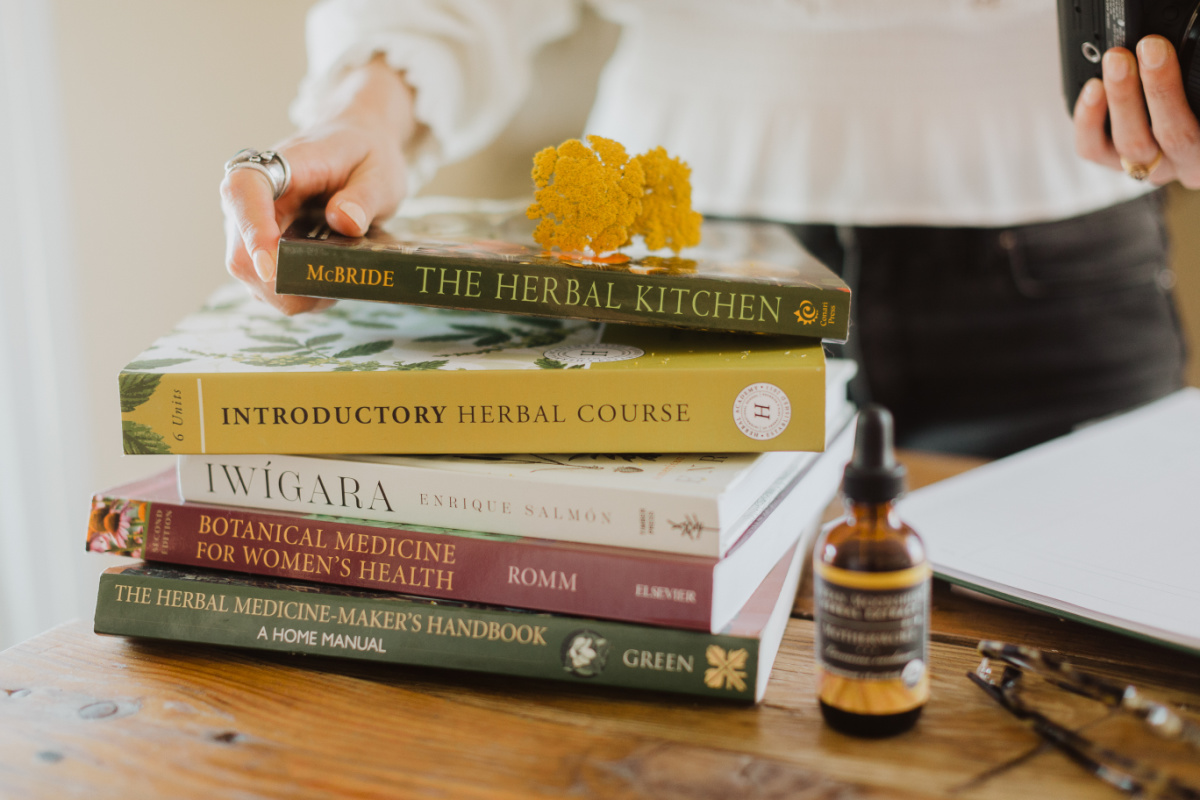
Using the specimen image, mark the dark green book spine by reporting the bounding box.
[94,567,761,700]
[275,243,850,341]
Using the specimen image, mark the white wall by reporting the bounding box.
[54,0,310,493]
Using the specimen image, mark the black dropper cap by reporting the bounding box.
[842,405,907,504]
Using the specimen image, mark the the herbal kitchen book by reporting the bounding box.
[89,418,849,631]
[94,534,807,702]
[274,197,850,341]
[119,283,829,456]
[175,362,854,555]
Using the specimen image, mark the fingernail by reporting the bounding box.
[1138,36,1168,70]
[253,249,276,282]
[1082,78,1104,106]
[339,201,367,234]
[1103,50,1131,80]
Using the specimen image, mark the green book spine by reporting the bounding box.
[274,211,850,341]
[94,564,763,700]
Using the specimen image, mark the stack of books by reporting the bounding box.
[88,201,855,702]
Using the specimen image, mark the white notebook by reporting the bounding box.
[898,388,1200,655]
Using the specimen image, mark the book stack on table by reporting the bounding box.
[89,202,854,702]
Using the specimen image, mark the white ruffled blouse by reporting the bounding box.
[291,0,1154,227]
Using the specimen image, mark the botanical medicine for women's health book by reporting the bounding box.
[118,283,829,455]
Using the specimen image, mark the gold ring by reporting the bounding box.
[1120,150,1163,181]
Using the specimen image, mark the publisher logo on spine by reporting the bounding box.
[794,300,818,325]
[543,344,644,365]
[561,629,611,678]
[732,383,791,440]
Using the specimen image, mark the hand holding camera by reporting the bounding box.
[1060,2,1200,187]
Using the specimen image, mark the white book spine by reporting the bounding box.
[176,454,727,556]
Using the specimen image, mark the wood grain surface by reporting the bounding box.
[2,450,1197,800]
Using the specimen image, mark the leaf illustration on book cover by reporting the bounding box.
[122,420,171,455]
[124,358,193,371]
[390,360,449,371]
[333,340,394,358]
[246,334,302,346]
[345,320,398,329]
[435,325,570,357]
[415,324,511,347]
[704,645,749,692]
[246,314,308,333]
[119,373,162,412]
[534,357,584,370]
[201,299,242,314]
[331,361,385,372]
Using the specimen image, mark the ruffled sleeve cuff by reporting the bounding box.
[290,0,580,195]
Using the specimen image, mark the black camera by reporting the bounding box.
[1057,1,1200,115]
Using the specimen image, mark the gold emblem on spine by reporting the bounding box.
[704,645,749,691]
[794,300,818,324]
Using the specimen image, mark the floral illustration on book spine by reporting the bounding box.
[87,496,147,558]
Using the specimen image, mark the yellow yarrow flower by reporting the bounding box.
[527,135,644,255]
[528,136,701,256]
[632,147,702,254]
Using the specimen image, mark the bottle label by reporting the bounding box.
[814,562,931,715]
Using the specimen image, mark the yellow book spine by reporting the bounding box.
[119,361,826,455]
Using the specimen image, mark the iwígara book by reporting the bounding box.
[899,388,1200,656]
[93,533,808,702]
[274,197,850,341]
[174,362,855,555]
[119,283,828,455]
[88,412,853,630]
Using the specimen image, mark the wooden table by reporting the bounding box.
[2,452,1198,799]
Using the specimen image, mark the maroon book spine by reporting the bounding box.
[86,470,717,630]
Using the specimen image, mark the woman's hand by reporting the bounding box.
[1074,35,1200,188]
[220,57,418,314]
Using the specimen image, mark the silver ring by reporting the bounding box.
[225,148,292,200]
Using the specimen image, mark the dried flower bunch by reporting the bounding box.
[527,136,702,256]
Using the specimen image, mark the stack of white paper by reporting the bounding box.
[899,388,1200,655]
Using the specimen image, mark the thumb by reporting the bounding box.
[325,155,406,237]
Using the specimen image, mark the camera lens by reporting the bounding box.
[1184,9,1200,116]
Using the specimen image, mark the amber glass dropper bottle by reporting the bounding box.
[813,405,930,737]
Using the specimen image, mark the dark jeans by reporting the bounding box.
[790,193,1188,458]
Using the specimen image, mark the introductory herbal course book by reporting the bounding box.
[274,198,850,341]
[93,538,806,702]
[118,283,828,455]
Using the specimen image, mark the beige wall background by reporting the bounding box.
[42,2,1200,637]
